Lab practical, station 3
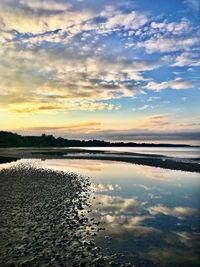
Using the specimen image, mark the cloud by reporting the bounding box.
[23,113,199,142]
[173,52,200,67]
[92,194,139,214]
[138,104,152,110]
[91,183,121,192]
[140,37,198,53]
[0,0,93,34]
[184,0,200,12]
[103,214,152,228]
[9,101,121,114]
[146,78,194,91]
[71,129,200,142]
[150,19,191,36]
[90,194,158,235]
[0,0,199,122]
[19,122,102,132]
[137,18,199,53]
[0,40,157,113]
[19,0,71,12]
[99,10,148,32]
[0,0,155,114]
[176,231,200,247]
[144,114,170,126]
[147,205,199,218]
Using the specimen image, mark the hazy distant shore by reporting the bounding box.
[0,148,199,173]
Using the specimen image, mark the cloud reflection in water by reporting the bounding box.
[4,159,199,266]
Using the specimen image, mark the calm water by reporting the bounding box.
[1,158,200,266]
[73,146,200,159]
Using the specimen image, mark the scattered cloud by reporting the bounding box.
[9,101,121,114]
[141,36,198,53]
[90,194,157,234]
[0,40,157,113]
[99,11,148,32]
[93,194,139,214]
[137,18,199,54]
[172,52,200,67]
[91,183,121,192]
[146,78,194,91]
[0,0,93,34]
[138,104,152,110]
[150,18,191,36]
[0,0,199,142]
[147,205,199,218]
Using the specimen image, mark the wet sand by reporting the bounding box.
[0,148,199,173]
[0,164,133,266]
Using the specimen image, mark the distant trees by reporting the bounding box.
[0,131,24,147]
[0,131,191,148]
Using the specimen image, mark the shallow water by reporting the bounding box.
[1,158,199,266]
[72,146,200,159]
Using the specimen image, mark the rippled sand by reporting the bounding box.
[0,164,135,267]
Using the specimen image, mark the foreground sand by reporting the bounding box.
[0,148,199,173]
[0,164,135,267]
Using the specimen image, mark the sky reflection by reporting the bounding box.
[1,158,199,266]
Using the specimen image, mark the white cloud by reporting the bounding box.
[90,194,159,235]
[138,104,152,110]
[173,52,200,67]
[146,78,194,91]
[139,36,198,53]
[91,194,139,214]
[147,205,198,218]
[91,183,121,192]
[100,11,148,32]
[137,18,199,53]
[150,19,191,35]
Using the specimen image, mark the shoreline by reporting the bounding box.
[0,148,199,173]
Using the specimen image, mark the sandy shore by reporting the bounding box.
[0,164,133,266]
[0,148,199,173]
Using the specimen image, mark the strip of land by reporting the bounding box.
[0,148,199,173]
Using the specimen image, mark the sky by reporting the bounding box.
[0,0,200,144]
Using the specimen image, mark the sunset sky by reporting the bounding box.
[0,0,200,144]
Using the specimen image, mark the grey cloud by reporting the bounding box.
[100,130,200,141]
[60,130,200,143]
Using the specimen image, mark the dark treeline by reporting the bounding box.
[0,131,193,148]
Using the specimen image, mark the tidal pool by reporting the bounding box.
[1,158,200,267]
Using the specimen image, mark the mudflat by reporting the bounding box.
[0,148,199,173]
